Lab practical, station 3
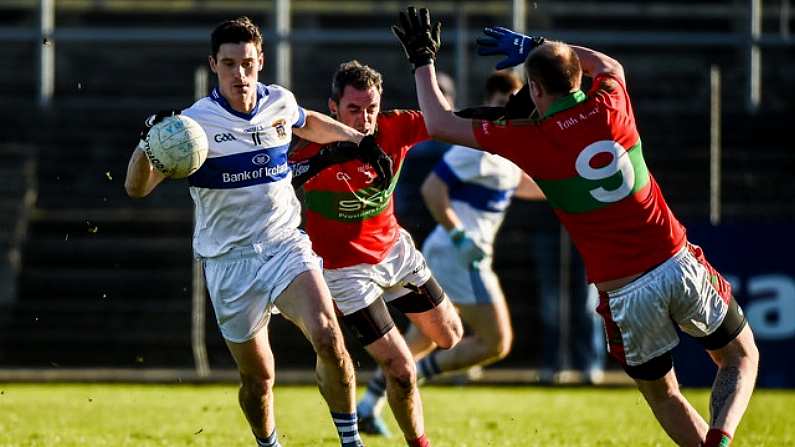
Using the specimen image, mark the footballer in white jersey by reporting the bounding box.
[124,17,367,447]
[182,83,304,259]
[422,146,523,303]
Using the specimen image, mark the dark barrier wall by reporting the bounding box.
[673,222,795,388]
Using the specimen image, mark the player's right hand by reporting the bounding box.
[476,26,545,70]
[449,228,486,267]
[138,109,180,146]
[357,135,394,191]
[392,7,441,71]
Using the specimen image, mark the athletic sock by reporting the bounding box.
[406,433,431,447]
[703,428,732,447]
[331,411,364,447]
[359,370,387,415]
[416,352,442,382]
[254,429,281,447]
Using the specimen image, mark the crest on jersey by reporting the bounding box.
[272,119,287,139]
[252,153,270,166]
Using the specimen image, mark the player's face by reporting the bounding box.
[209,42,263,105]
[329,85,381,135]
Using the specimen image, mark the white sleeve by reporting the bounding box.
[438,146,486,184]
[269,84,306,128]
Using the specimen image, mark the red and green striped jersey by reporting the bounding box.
[291,110,429,268]
[473,74,686,283]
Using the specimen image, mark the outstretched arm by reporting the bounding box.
[569,45,625,84]
[293,110,363,145]
[414,65,481,148]
[392,7,481,149]
[474,26,625,85]
[290,136,393,189]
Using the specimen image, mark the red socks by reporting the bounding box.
[407,433,431,447]
[703,428,732,447]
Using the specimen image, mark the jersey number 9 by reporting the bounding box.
[575,140,635,203]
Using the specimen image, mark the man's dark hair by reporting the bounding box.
[211,16,263,58]
[330,60,383,102]
[485,71,523,99]
[525,41,582,96]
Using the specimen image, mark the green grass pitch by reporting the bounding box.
[0,384,792,446]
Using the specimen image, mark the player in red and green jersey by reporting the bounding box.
[392,7,758,447]
[290,60,463,447]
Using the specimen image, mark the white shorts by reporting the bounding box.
[597,243,733,366]
[324,229,432,316]
[202,231,322,343]
[422,229,503,306]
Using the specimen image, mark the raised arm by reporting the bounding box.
[414,66,481,148]
[475,26,625,84]
[293,110,363,145]
[569,45,625,84]
[392,7,480,148]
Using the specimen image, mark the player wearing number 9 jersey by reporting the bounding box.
[391,6,758,447]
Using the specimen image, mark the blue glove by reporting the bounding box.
[476,26,545,70]
[449,228,486,268]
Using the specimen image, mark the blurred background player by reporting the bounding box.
[290,60,463,447]
[124,17,370,447]
[392,8,758,447]
[357,71,545,432]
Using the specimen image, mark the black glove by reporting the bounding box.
[392,7,441,71]
[357,135,394,191]
[138,109,180,146]
[454,106,506,121]
[454,84,534,121]
[290,136,393,190]
[503,83,534,119]
[290,142,357,187]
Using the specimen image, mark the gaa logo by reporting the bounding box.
[252,153,270,166]
[213,133,236,143]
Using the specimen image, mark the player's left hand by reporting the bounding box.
[138,109,180,146]
[476,26,545,70]
[357,135,394,190]
[449,228,486,267]
[392,7,441,71]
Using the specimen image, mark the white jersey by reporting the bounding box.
[427,145,523,253]
[182,83,306,258]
